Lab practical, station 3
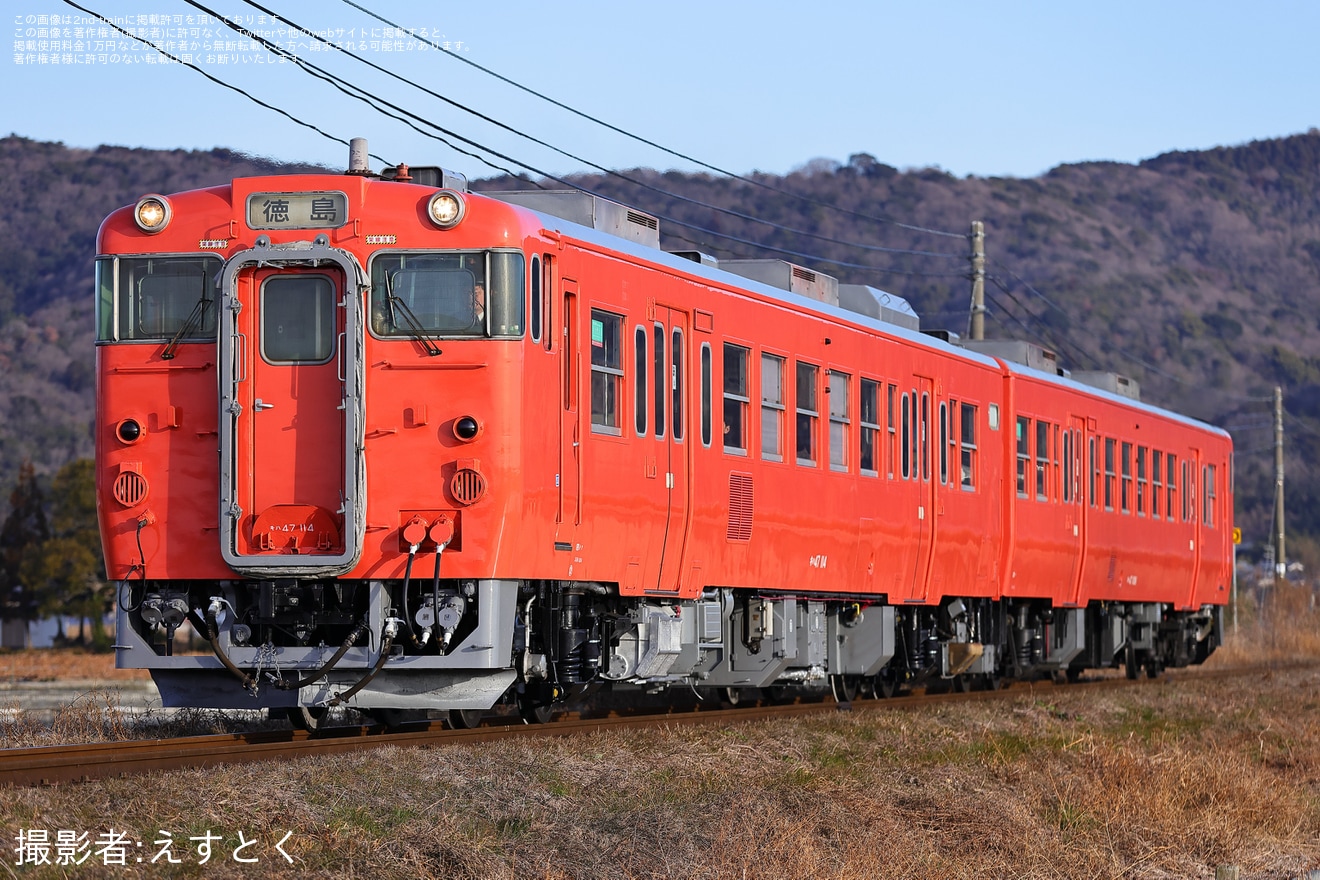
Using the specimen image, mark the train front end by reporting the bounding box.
[97,156,539,723]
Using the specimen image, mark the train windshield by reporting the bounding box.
[370,250,525,340]
[95,256,221,342]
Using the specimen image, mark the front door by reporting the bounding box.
[218,242,365,574]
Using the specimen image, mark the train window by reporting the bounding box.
[960,403,977,490]
[1203,464,1217,527]
[653,324,665,439]
[1089,437,1097,508]
[589,310,623,435]
[1015,417,1030,498]
[1152,450,1163,519]
[1188,461,1198,522]
[1035,420,1049,501]
[672,328,685,442]
[829,371,850,472]
[920,393,930,481]
[97,256,221,342]
[370,250,525,339]
[1062,429,1072,503]
[938,401,949,484]
[543,255,554,352]
[1136,447,1148,516]
[796,362,819,466]
[860,379,879,476]
[701,343,713,448]
[761,354,784,462]
[261,275,335,364]
[634,326,648,436]
[901,393,912,479]
[530,255,541,343]
[887,384,898,479]
[1120,442,1133,514]
[723,345,749,454]
[1167,454,1178,520]
[1104,438,1116,511]
[1054,425,1062,501]
[988,404,1000,430]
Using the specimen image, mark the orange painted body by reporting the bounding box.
[96,174,1233,622]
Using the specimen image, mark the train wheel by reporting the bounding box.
[719,687,748,708]
[762,685,791,704]
[1144,659,1162,680]
[830,675,859,704]
[448,709,485,729]
[1124,646,1140,681]
[284,706,328,732]
[952,674,972,694]
[517,697,554,724]
[370,708,428,729]
[980,673,1003,692]
[874,674,899,699]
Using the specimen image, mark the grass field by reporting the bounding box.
[1,590,1317,878]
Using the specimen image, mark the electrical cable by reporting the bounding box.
[338,0,967,241]
[213,0,967,265]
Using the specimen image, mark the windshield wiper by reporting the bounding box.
[385,276,442,357]
[161,292,213,360]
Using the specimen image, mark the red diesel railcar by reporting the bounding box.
[97,142,1232,726]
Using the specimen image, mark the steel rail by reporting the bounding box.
[0,663,1298,788]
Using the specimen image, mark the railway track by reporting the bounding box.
[0,664,1290,788]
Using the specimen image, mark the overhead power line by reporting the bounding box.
[231,0,965,263]
[339,0,967,242]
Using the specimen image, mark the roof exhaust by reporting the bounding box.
[347,137,370,175]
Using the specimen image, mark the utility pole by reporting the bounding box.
[1274,385,1286,587]
[969,220,985,341]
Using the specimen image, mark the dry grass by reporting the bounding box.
[1,667,1318,878]
[1211,582,1320,666]
[0,647,150,683]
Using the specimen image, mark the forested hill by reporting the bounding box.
[2,131,1319,559]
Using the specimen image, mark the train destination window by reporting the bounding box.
[796,362,819,466]
[723,344,749,454]
[701,343,713,448]
[960,403,977,490]
[1152,450,1163,519]
[1203,464,1217,527]
[590,310,624,434]
[886,384,898,479]
[97,256,221,343]
[860,379,879,476]
[370,250,525,339]
[761,354,784,462]
[1104,438,1116,511]
[829,371,850,472]
[261,275,335,364]
[1136,447,1148,516]
[1035,420,1050,501]
[634,326,648,436]
[1016,417,1030,498]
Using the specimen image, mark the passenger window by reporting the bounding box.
[761,354,784,462]
[860,379,879,476]
[829,371,850,472]
[671,328,684,442]
[724,344,750,454]
[701,343,712,447]
[1016,417,1030,498]
[796,362,819,466]
[634,326,648,436]
[959,402,977,490]
[1121,441,1132,513]
[589,310,623,434]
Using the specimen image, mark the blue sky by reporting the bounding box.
[6,0,1318,180]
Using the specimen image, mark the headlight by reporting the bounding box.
[134,195,172,233]
[427,190,465,229]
